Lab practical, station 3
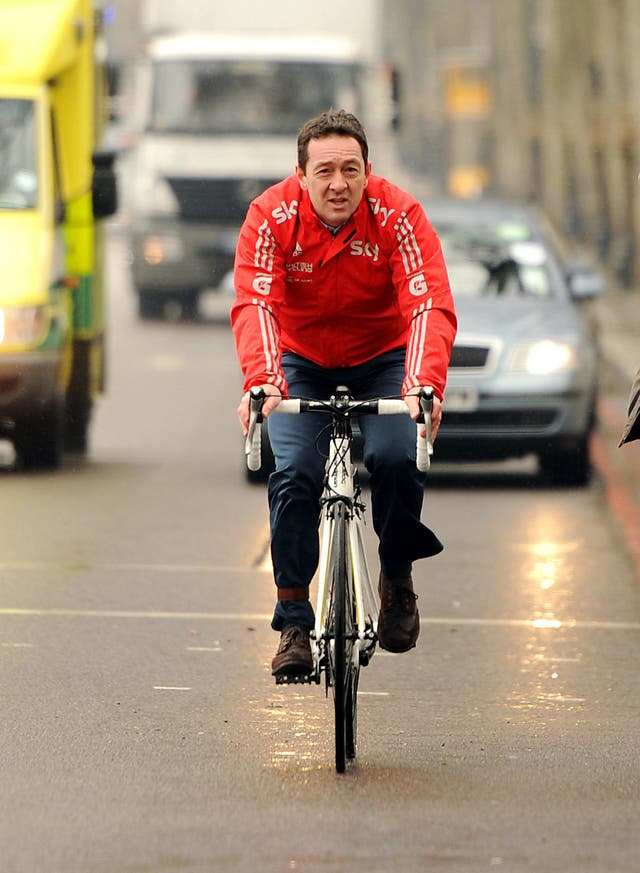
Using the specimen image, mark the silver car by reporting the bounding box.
[426,198,605,486]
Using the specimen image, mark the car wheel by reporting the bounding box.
[538,438,591,487]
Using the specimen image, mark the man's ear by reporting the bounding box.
[296,165,307,190]
[363,161,372,187]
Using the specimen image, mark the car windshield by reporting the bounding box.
[0,98,37,209]
[149,59,362,135]
[438,225,554,299]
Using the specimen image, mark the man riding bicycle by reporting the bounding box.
[231,109,457,677]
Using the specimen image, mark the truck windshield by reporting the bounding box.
[149,60,362,135]
[0,99,37,209]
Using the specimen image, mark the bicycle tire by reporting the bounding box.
[328,501,358,772]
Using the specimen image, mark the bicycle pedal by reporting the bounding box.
[274,672,319,686]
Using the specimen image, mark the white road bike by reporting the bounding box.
[246,385,434,772]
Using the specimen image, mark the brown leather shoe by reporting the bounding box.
[377,573,420,653]
[271,625,313,676]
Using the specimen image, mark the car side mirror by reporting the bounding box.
[92,149,118,219]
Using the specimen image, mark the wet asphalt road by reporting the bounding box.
[1,231,639,872]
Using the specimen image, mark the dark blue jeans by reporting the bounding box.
[267,349,443,631]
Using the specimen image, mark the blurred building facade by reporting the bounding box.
[385,0,640,287]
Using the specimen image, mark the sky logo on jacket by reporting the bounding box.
[368,197,396,227]
[272,199,299,224]
[350,240,380,262]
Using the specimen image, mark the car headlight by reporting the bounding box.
[0,305,48,347]
[508,340,575,375]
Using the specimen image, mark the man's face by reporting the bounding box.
[296,134,371,227]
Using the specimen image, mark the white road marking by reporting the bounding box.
[0,608,638,631]
[186,645,223,652]
[0,642,34,648]
[0,561,267,574]
[252,526,272,570]
[424,617,640,631]
[0,608,272,620]
[153,686,191,691]
[260,553,273,572]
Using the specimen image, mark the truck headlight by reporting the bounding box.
[0,305,48,346]
[142,233,184,265]
[508,340,575,375]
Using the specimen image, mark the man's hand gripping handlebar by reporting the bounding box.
[244,386,435,473]
[245,386,273,472]
[414,386,434,472]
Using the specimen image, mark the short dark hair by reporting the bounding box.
[297,109,369,170]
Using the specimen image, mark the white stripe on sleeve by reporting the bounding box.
[407,300,432,380]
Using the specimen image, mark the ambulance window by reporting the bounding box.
[0,99,37,210]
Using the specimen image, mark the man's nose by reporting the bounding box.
[329,171,347,189]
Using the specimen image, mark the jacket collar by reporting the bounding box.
[298,188,368,261]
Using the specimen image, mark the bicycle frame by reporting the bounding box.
[245,384,434,687]
[312,415,379,683]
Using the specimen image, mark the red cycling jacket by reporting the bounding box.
[231,173,457,400]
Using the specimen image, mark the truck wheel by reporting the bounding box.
[179,291,200,322]
[65,339,94,454]
[65,406,91,453]
[16,396,64,471]
[138,291,165,320]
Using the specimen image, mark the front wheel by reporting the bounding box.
[538,436,591,487]
[328,502,358,772]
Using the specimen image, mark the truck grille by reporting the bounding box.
[166,177,279,222]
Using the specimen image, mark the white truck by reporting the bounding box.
[123,0,400,319]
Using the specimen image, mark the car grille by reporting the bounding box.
[449,344,491,369]
[440,408,557,432]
